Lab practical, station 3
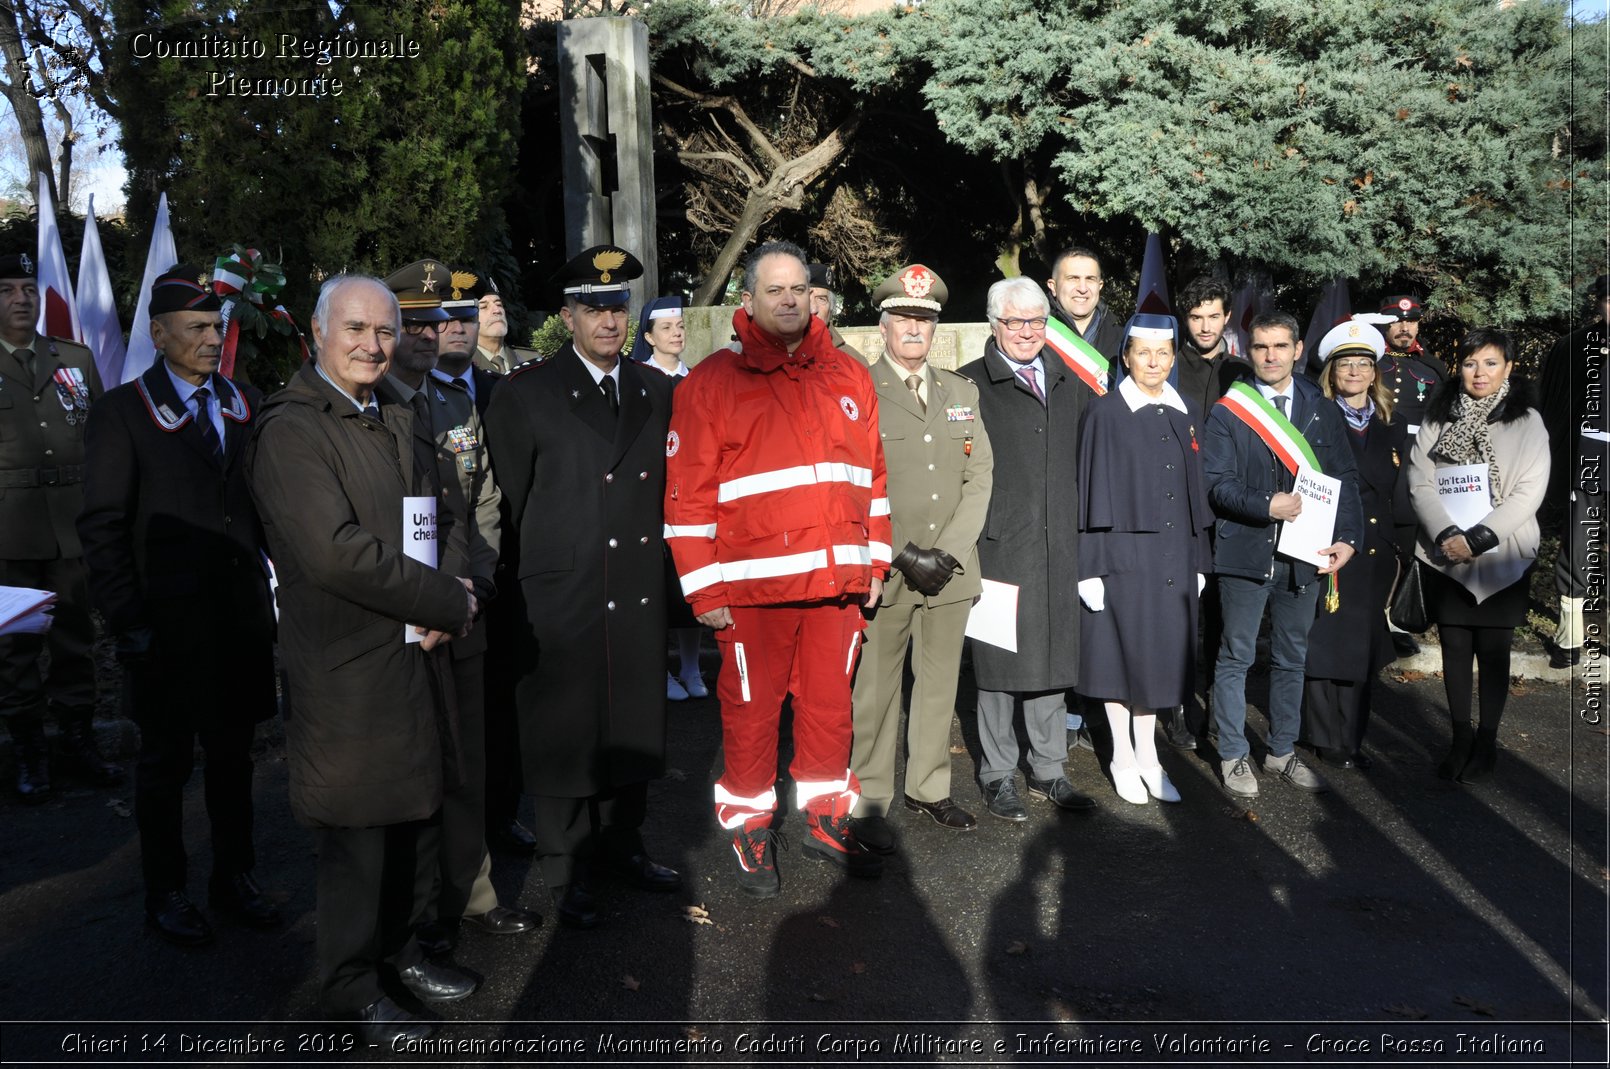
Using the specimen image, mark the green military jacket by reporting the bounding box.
[0,334,101,559]
[871,355,994,607]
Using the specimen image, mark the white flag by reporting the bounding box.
[76,195,126,386]
[121,192,178,384]
[34,172,81,342]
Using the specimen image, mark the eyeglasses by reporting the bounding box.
[993,316,1048,332]
[1333,359,1376,371]
[402,322,441,336]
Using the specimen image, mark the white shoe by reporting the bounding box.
[679,672,708,699]
[1138,766,1181,803]
[1111,766,1149,805]
[667,672,689,701]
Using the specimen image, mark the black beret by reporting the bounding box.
[150,264,222,315]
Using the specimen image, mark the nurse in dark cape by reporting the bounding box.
[1076,314,1214,804]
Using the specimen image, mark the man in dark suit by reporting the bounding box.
[1203,312,1363,800]
[483,246,680,930]
[78,265,279,946]
[248,274,478,1042]
[957,277,1096,822]
[0,250,119,800]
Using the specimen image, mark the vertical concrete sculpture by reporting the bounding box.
[557,17,659,305]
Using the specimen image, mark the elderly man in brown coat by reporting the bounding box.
[247,274,477,1044]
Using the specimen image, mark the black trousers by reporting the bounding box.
[131,672,257,896]
[483,601,524,829]
[0,556,95,723]
[314,822,427,1014]
[530,781,647,890]
[1302,677,1372,754]
[413,653,486,929]
[1556,486,1605,603]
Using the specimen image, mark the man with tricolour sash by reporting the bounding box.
[1202,311,1362,800]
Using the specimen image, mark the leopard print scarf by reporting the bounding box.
[1430,379,1509,506]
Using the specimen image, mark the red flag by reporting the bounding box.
[1135,232,1171,316]
[34,173,81,342]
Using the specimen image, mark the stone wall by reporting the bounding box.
[681,306,992,371]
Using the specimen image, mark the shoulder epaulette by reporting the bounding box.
[508,353,553,377]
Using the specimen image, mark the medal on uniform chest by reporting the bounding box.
[52,365,90,426]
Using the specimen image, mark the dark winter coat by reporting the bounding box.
[483,347,673,798]
[247,362,470,829]
[77,363,276,728]
[957,340,1090,692]
[1203,372,1364,583]
[1305,408,1407,682]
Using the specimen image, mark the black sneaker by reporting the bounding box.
[802,806,883,878]
[732,821,786,899]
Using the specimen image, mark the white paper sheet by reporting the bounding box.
[1276,469,1343,567]
[965,578,1019,653]
[403,496,438,644]
[1434,463,1492,530]
[0,586,55,636]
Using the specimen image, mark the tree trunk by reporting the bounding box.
[50,94,74,210]
[0,11,54,205]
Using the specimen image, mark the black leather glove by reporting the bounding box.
[1463,524,1500,557]
[115,627,155,666]
[892,542,956,598]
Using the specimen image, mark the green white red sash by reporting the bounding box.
[1216,382,1322,474]
[1044,317,1109,395]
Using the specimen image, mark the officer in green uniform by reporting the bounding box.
[848,264,994,853]
[470,276,540,376]
[0,250,120,800]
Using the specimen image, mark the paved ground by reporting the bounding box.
[1,650,1606,1066]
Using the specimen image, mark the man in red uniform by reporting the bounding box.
[665,241,891,898]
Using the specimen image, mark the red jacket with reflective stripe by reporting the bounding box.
[665,311,892,613]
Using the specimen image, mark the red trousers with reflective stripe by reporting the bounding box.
[714,601,865,818]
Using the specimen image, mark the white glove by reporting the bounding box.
[1078,577,1106,612]
[1197,573,1206,596]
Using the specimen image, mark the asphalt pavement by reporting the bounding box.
[1,648,1606,1066]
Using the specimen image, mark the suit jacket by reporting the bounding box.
[1203,373,1364,583]
[0,334,101,559]
[871,357,993,606]
[248,362,470,828]
[77,363,276,726]
[956,341,1090,692]
[483,346,672,797]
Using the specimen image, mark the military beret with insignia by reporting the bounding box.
[150,263,222,315]
[871,264,947,316]
[1318,317,1387,364]
[0,251,35,279]
[554,245,641,308]
[442,266,482,321]
[807,263,834,291]
[383,259,451,322]
[1378,294,1424,321]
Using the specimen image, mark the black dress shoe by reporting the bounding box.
[145,890,214,947]
[415,921,454,957]
[1161,706,1197,751]
[1025,775,1098,811]
[1317,747,1356,769]
[489,819,539,855]
[848,814,897,854]
[57,716,124,786]
[981,778,1028,823]
[397,960,479,1003]
[554,882,599,930]
[608,852,682,892]
[1551,642,1583,669]
[209,872,282,929]
[1352,750,1374,770]
[463,905,542,934]
[1391,632,1421,658]
[357,996,435,1045]
[903,795,977,830]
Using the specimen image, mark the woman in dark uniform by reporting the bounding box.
[1076,314,1213,804]
[633,296,706,700]
[1301,320,1408,769]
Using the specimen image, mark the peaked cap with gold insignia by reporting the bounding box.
[871,263,947,316]
[382,258,451,322]
[555,245,642,307]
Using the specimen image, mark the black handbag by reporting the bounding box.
[1389,558,1429,634]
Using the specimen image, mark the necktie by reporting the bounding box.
[409,392,436,479]
[1016,363,1045,406]
[192,386,223,463]
[453,376,470,394]
[1274,395,1289,418]
[905,373,926,415]
[600,374,619,416]
[18,348,35,379]
[361,403,380,421]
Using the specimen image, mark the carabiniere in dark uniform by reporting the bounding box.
[0,249,121,800]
